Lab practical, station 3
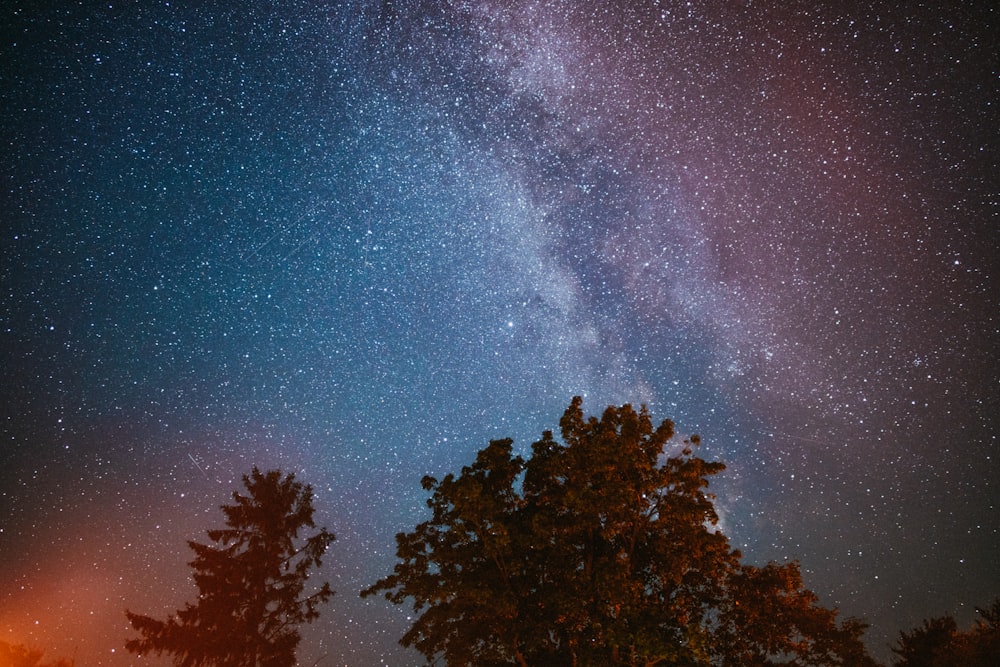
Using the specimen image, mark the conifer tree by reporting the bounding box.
[126,468,334,667]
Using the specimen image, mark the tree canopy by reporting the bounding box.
[126,467,335,667]
[363,397,877,666]
[892,599,1000,667]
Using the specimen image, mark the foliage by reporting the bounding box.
[0,640,73,667]
[363,397,875,666]
[125,468,335,667]
[892,599,1000,667]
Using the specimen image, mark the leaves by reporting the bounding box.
[892,601,1000,667]
[365,397,877,666]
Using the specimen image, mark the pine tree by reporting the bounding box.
[126,468,335,667]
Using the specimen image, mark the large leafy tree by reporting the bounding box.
[126,468,335,667]
[363,397,876,666]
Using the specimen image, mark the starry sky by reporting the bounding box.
[1,1,997,665]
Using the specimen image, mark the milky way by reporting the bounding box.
[2,2,997,665]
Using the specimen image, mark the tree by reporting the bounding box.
[126,467,335,667]
[363,397,876,666]
[892,599,1000,667]
[892,617,957,667]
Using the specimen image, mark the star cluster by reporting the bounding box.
[2,2,997,665]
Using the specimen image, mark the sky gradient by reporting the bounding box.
[2,2,997,665]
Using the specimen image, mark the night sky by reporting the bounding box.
[2,2,997,665]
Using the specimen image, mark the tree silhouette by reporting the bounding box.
[126,467,335,667]
[363,397,875,666]
[892,599,1000,667]
[892,616,958,667]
